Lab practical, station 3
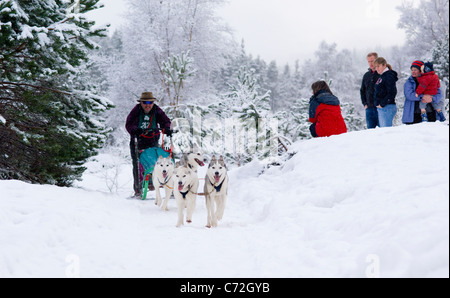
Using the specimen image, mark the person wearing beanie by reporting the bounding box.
[402,60,444,124]
[415,62,446,122]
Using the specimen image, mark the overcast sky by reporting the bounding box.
[88,0,420,66]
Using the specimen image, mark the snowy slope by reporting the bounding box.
[0,123,448,278]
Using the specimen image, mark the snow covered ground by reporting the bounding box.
[1,123,448,278]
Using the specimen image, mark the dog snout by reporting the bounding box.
[215,172,219,176]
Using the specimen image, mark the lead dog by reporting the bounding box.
[173,165,199,227]
[204,156,229,228]
[153,156,175,211]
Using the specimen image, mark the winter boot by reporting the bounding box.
[421,113,428,122]
[437,111,446,122]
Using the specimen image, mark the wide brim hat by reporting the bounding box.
[137,92,157,102]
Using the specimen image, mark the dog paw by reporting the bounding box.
[205,225,211,229]
[186,219,192,224]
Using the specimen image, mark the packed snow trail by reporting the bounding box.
[0,123,448,277]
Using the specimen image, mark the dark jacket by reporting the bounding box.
[374,70,398,108]
[360,69,380,108]
[126,104,171,150]
[309,90,347,138]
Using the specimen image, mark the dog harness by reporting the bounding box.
[211,179,225,192]
[157,176,173,190]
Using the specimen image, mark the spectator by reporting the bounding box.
[309,81,347,138]
[402,60,443,125]
[373,57,398,127]
[360,52,380,129]
[415,62,446,122]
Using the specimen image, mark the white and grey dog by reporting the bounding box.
[204,155,229,228]
[152,156,175,211]
[180,148,207,173]
[173,165,199,227]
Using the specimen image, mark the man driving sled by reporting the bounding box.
[126,92,172,198]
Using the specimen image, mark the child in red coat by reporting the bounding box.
[309,81,347,138]
[415,62,446,122]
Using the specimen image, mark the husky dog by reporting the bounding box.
[204,156,229,228]
[152,156,175,211]
[180,147,207,173]
[173,165,199,227]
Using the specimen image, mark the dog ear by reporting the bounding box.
[175,161,181,168]
[219,156,227,169]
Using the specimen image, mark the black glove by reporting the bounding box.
[165,129,173,137]
[133,128,144,136]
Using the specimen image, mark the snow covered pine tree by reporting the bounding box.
[0,0,113,186]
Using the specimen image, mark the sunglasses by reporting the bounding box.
[142,101,154,105]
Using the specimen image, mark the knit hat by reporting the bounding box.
[422,62,434,73]
[137,92,157,102]
[411,60,424,71]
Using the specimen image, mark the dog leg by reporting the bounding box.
[210,195,218,227]
[155,186,162,207]
[161,188,171,211]
[216,195,226,221]
[205,195,212,228]
[176,198,185,227]
[186,196,195,224]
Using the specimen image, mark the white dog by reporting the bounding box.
[204,156,229,228]
[173,165,199,227]
[152,156,175,211]
[180,148,207,173]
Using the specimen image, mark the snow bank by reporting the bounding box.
[0,123,448,278]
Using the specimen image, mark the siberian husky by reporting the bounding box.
[152,156,175,211]
[180,148,207,173]
[204,156,229,228]
[173,165,199,227]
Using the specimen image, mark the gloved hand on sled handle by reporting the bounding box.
[164,129,176,137]
[132,128,144,137]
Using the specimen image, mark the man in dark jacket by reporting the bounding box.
[360,52,380,129]
[126,92,172,197]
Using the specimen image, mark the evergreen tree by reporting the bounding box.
[0,0,113,186]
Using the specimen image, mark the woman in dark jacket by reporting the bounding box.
[309,81,347,138]
[373,57,398,127]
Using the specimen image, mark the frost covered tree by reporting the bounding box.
[221,66,272,164]
[162,51,196,111]
[104,0,234,147]
[397,0,449,92]
[0,0,113,186]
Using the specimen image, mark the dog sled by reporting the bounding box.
[135,128,175,201]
